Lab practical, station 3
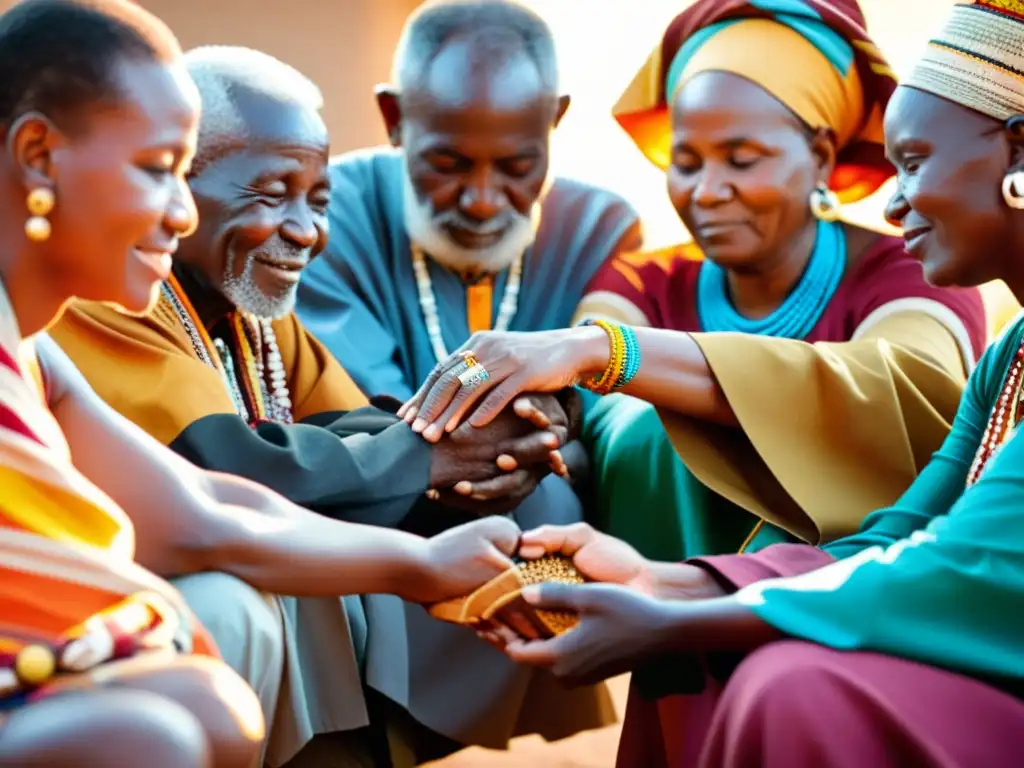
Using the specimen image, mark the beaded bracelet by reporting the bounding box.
[578,319,640,394]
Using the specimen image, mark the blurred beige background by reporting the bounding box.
[109,0,957,247]
[0,0,961,239]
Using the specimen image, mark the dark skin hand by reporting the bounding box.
[517,523,727,600]
[427,392,580,515]
[501,582,780,687]
[481,523,777,688]
[504,582,685,686]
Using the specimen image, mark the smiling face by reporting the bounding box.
[667,71,832,271]
[176,94,330,319]
[383,38,564,273]
[883,86,1015,288]
[43,56,200,313]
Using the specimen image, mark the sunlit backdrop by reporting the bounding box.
[519,0,1016,326]
[523,0,958,247]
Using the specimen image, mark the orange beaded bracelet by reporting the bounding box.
[579,319,626,395]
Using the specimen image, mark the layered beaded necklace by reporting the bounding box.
[411,244,523,362]
[162,273,293,425]
[696,219,846,339]
[966,336,1024,486]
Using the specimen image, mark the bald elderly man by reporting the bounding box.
[49,45,609,766]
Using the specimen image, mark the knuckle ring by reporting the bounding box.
[458,363,490,388]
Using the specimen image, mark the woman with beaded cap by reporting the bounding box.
[405,1,1024,764]
[573,0,989,562]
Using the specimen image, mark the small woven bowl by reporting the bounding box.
[512,555,586,635]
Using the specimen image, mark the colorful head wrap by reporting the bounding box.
[903,1,1024,121]
[614,0,896,204]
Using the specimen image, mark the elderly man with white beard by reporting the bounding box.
[297,0,640,402]
[294,1,638,757]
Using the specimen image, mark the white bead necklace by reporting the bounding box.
[411,245,523,362]
[162,282,293,424]
[256,317,293,423]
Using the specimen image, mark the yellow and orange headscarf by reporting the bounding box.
[614,0,897,205]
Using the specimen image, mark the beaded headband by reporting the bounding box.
[904,1,1024,121]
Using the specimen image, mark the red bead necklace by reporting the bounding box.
[966,337,1024,486]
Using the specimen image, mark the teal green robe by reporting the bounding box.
[738,314,1024,681]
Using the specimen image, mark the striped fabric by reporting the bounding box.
[0,280,207,708]
[904,1,1024,122]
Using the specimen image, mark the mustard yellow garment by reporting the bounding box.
[50,295,367,445]
[673,19,867,151]
[661,312,966,543]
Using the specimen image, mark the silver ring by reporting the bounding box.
[458,363,490,388]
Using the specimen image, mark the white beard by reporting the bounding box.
[400,160,549,274]
[221,239,298,320]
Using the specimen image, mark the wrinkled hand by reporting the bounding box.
[499,582,679,686]
[400,517,520,604]
[431,466,545,516]
[435,394,575,514]
[511,390,582,479]
[399,327,605,442]
[428,406,566,488]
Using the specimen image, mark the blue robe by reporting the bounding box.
[297,147,639,398]
[293,147,638,749]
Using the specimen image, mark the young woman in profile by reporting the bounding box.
[0,4,524,765]
[0,3,261,766]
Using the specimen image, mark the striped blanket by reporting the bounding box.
[0,280,209,710]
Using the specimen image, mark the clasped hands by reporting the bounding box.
[422,388,581,513]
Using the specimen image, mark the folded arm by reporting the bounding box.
[722,424,1024,682]
[653,425,1024,679]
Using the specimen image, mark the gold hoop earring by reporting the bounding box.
[1002,171,1024,210]
[809,183,840,222]
[25,187,55,242]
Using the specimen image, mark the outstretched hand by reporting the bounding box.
[496,582,680,687]
[398,327,607,442]
[518,523,651,587]
[400,516,521,604]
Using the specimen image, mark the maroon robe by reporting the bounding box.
[583,234,985,357]
[617,545,1024,767]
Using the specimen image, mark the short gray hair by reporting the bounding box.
[184,45,323,172]
[392,1,559,95]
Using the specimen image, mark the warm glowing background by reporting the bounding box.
[115,0,1008,322]
[109,0,962,249]
[530,0,956,248]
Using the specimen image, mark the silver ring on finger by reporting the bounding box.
[458,363,490,388]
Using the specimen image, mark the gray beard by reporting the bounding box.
[400,162,547,274]
[221,243,298,320]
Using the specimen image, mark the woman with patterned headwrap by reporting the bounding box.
[572,0,989,561]
[405,1,1024,765]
